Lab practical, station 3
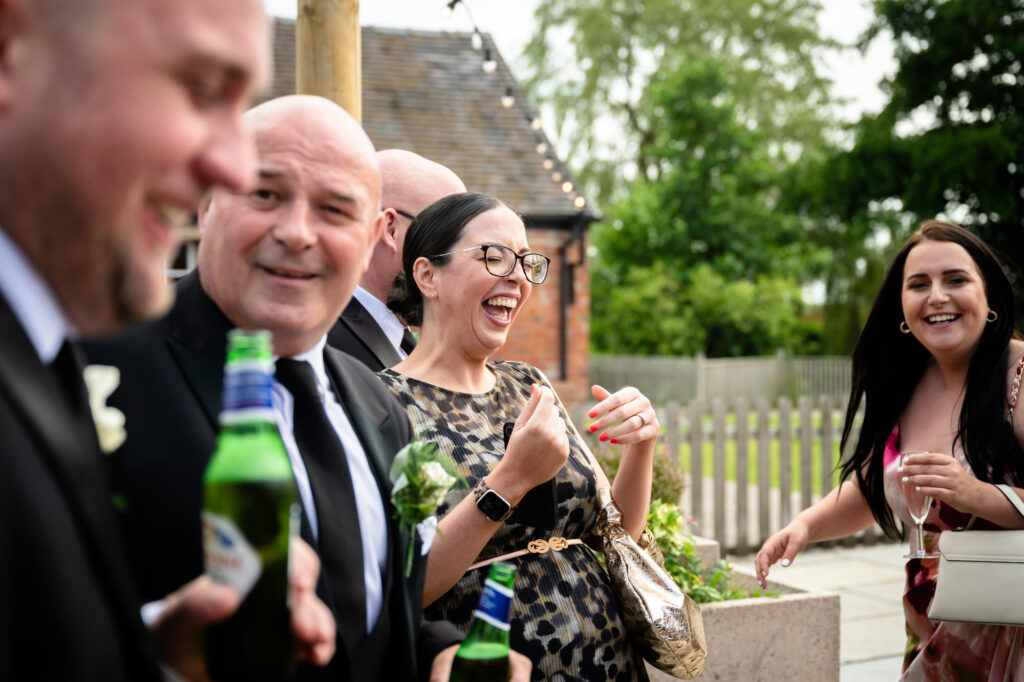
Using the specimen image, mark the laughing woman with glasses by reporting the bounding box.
[380,192,659,681]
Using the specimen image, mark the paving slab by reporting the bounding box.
[841,613,907,663]
[844,580,906,606]
[840,655,904,682]
[758,557,903,591]
[837,589,903,620]
[733,542,909,668]
[837,543,907,567]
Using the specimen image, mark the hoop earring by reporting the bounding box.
[899,321,911,334]
[987,310,998,322]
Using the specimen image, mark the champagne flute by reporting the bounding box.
[899,450,939,558]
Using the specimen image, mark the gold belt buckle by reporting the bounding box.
[527,536,569,555]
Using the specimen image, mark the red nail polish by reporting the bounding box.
[610,439,618,444]
[589,424,598,432]
[599,433,608,442]
[588,410,597,419]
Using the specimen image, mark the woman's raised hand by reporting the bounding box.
[587,384,659,445]
[495,384,570,497]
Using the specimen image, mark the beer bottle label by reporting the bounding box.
[202,510,263,597]
[220,363,276,425]
[473,577,513,631]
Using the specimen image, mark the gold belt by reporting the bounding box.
[468,536,584,571]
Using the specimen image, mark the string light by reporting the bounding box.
[479,48,495,72]
[446,0,577,205]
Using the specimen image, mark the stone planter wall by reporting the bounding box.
[646,538,840,681]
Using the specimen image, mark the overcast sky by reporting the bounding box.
[262,0,895,121]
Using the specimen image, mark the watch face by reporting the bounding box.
[478,490,510,522]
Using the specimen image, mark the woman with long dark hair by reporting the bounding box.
[756,220,1024,679]
[379,192,660,680]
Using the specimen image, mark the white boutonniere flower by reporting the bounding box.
[83,364,126,454]
[389,440,462,576]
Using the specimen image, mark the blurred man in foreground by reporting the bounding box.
[0,1,333,679]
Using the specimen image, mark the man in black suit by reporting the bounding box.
[0,1,333,680]
[328,149,466,370]
[86,96,517,681]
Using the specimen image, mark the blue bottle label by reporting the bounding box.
[473,577,513,631]
[221,363,275,424]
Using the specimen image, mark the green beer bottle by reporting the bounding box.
[449,561,516,682]
[203,329,300,681]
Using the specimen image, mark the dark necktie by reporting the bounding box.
[274,358,366,648]
[400,327,417,354]
[50,340,93,435]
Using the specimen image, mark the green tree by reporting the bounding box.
[523,0,834,206]
[590,59,826,356]
[788,0,1024,352]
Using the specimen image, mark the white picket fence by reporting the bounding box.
[570,395,888,555]
[589,353,851,404]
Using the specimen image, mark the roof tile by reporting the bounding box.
[269,20,584,220]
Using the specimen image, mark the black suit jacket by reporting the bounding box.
[327,297,403,372]
[84,272,461,681]
[0,294,160,681]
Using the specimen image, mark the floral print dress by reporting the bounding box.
[378,360,648,681]
[883,425,1024,681]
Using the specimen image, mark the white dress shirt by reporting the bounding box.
[272,336,389,633]
[0,227,75,362]
[353,286,409,359]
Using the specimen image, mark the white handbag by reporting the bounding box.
[927,484,1024,625]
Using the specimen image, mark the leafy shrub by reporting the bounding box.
[595,442,685,506]
[645,499,775,603]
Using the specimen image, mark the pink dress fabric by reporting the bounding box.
[883,425,1024,681]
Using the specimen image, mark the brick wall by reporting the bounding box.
[495,227,590,405]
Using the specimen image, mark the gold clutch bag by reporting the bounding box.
[590,486,707,678]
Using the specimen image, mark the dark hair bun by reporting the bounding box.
[387,271,423,327]
[386,192,512,327]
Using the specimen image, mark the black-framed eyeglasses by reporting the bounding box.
[428,244,550,284]
[393,209,416,221]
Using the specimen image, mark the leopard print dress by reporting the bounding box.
[378,360,647,681]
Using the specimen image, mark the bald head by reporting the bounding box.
[198,95,384,357]
[361,149,466,301]
[243,95,381,207]
[378,149,466,215]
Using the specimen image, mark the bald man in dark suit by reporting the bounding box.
[329,150,466,370]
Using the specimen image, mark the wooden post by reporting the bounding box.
[689,400,704,535]
[296,0,361,122]
[779,396,793,526]
[756,397,771,544]
[712,399,726,545]
[735,397,749,554]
